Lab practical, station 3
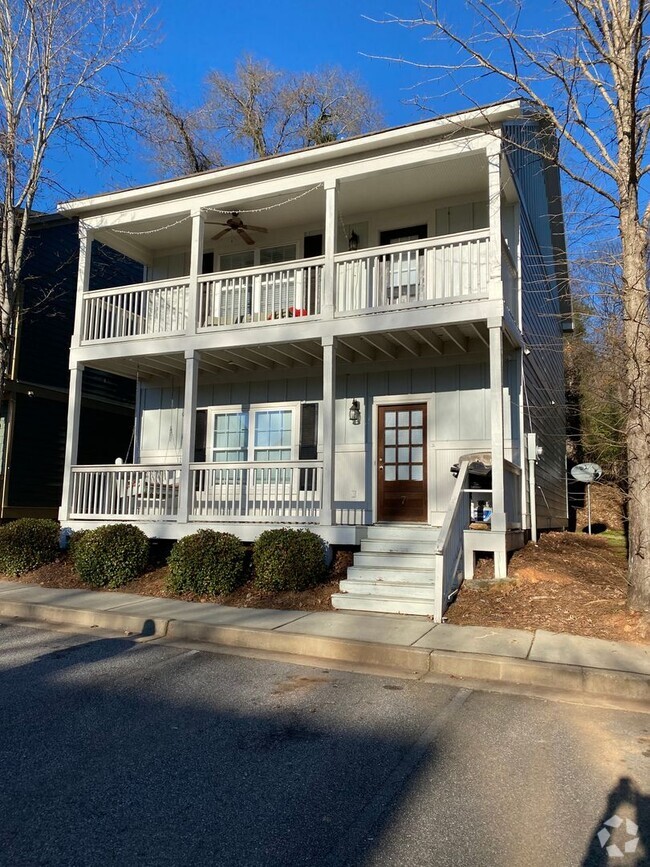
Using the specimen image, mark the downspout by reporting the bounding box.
[526,432,538,542]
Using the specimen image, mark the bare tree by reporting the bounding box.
[145,55,381,171]
[377,1,650,611]
[0,0,153,404]
[141,81,220,176]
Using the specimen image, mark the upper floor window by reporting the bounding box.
[435,201,488,236]
[260,244,296,265]
[220,250,255,272]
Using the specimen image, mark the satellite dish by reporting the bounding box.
[570,463,603,483]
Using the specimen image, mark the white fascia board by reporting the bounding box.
[60,101,521,217]
[82,131,497,232]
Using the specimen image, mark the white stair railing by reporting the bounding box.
[434,458,471,620]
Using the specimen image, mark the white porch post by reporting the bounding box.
[178,349,200,523]
[71,223,93,348]
[320,335,336,526]
[322,180,338,320]
[487,140,503,301]
[187,209,205,335]
[59,362,84,522]
[489,320,507,539]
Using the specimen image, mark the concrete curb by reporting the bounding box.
[165,618,432,673]
[0,599,170,639]
[1,596,648,704]
[428,649,650,702]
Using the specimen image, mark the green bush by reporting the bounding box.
[252,528,326,592]
[167,530,246,596]
[0,518,60,576]
[71,523,149,588]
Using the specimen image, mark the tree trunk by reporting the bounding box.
[621,210,650,611]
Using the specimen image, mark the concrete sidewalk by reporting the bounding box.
[0,579,648,703]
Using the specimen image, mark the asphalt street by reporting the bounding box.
[0,620,648,867]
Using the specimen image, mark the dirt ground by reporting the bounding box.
[447,484,648,645]
[4,485,649,644]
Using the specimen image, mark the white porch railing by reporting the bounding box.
[434,458,471,620]
[80,279,188,342]
[69,465,181,519]
[335,230,490,315]
[190,462,322,521]
[197,260,323,329]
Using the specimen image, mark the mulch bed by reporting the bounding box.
[446,532,649,645]
[6,549,354,613]
[3,520,648,645]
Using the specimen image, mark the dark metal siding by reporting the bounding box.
[504,123,568,528]
[3,216,139,518]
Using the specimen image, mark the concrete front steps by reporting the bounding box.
[331,524,441,616]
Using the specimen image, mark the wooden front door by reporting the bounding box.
[377,403,427,522]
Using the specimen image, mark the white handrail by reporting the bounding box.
[434,459,471,620]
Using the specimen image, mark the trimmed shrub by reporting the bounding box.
[71,523,149,588]
[167,530,246,596]
[252,528,326,592]
[0,518,60,576]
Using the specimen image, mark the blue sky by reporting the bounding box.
[50,0,518,207]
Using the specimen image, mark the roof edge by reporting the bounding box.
[58,99,521,216]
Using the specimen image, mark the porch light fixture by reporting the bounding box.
[348,399,361,425]
[348,230,359,251]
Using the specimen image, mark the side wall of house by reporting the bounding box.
[137,353,520,527]
[504,123,568,528]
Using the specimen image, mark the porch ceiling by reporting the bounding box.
[83,322,493,381]
[94,152,489,257]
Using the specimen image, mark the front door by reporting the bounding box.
[377,403,427,522]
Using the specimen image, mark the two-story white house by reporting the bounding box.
[57,100,571,620]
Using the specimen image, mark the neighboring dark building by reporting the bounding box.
[0,213,140,519]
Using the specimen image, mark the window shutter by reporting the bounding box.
[299,403,318,492]
[194,410,207,462]
[299,403,318,459]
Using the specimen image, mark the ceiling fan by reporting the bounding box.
[207,212,268,246]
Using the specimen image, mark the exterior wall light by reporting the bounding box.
[348,230,359,251]
[349,399,361,425]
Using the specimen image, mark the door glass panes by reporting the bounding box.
[382,407,425,483]
[254,410,292,462]
[212,412,249,462]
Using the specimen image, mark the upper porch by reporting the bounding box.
[64,114,522,362]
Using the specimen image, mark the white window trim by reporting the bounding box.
[208,402,304,463]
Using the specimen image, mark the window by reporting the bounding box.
[212,412,249,462]
[207,404,317,469]
[253,410,292,462]
[220,250,255,272]
[434,202,488,236]
[260,244,296,265]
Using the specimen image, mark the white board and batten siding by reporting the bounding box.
[136,354,520,527]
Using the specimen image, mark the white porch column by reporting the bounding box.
[71,223,93,348]
[187,210,205,336]
[322,180,338,320]
[178,349,200,523]
[489,320,506,537]
[487,140,503,301]
[320,335,336,526]
[59,362,84,522]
